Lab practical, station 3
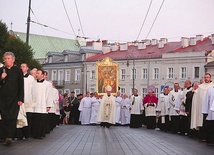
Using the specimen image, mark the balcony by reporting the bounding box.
[53,80,65,88]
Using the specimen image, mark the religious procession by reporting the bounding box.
[0,51,214,148]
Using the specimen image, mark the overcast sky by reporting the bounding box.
[1,0,214,42]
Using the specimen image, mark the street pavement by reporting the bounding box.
[0,125,213,155]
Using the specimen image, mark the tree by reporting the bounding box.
[0,20,41,69]
[0,20,9,53]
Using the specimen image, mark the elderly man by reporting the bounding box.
[97,85,116,128]
[0,52,24,146]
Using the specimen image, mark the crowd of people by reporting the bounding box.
[0,51,214,147]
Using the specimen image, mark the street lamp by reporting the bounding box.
[126,53,135,95]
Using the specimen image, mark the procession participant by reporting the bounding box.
[52,84,60,127]
[30,68,37,79]
[62,93,70,125]
[97,85,116,128]
[130,89,144,128]
[31,69,53,139]
[186,82,199,137]
[43,71,55,133]
[202,84,214,145]
[15,63,36,140]
[175,80,192,135]
[143,86,158,129]
[115,91,122,125]
[68,91,80,124]
[0,52,24,146]
[169,83,182,134]
[78,92,92,125]
[194,73,213,141]
[156,86,170,132]
[120,94,131,126]
[90,92,101,124]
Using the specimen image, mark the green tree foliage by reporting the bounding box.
[0,20,9,53]
[0,20,41,69]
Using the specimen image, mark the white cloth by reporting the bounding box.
[24,75,37,113]
[169,90,182,116]
[78,97,92,125]
[53,88,60,115]
[115,96,122,123]
[190,89,199,130]
[202,86,214,120]
[130,95,144,115]
[144,103,157,117]
[194,82,213,127]
[17,104,28,128]
[156,93,170,116]
[97,94,116,124]
[32,80,54,113]
[90,97,101,124]
[120,98,131,125]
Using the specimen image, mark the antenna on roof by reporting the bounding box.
[10,21,13,30]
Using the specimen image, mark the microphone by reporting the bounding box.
[2,67,6,83]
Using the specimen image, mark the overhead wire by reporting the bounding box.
[136,0,153,41]
[145,0,165,39]
[74,0,85,36]
[62,0,77,36]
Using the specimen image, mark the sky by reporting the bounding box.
[1,0,214,43]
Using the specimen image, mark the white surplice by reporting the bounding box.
[78,96,92,125]
[90,97,101,124]
[115,96,122,123]
[120,98,131,125]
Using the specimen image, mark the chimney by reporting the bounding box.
[102,46,111,54]
[181,37,189,48]
[160,38,168,44]
[138,42,146,49]
[190,37,196,46]
[120,43,128,51]
[196,35,203,41]
[212,34,214,45]
[144,39,151,45]
[158,40,164,48]
[111,43,119,51]
[151,39,158,45]
[93,41,102,50]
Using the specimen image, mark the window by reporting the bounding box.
[121,88,125,95]
[194,67,199,78]
[155,88,159,97]
[64,89,70,95]
[65,70,71,82]
[121,69,126,80]
[142,68,148,79]
[168,67,174,79]
[91,70,95,80]
[48,56,53,63]
[153,68,159,79]
[131,68,136,80]
[74,89,80,95]
[52,70,57,81]
[75,69,81,81]
[142,88,147,98]
[64,55,68,62]
[90,88,95,93]
[181,67,186,79]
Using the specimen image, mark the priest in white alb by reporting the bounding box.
[193,73,213,141]
[97,85,116,128]
[115,91,122,124]
[90,92,101,124]
[78,92,92,125]
[120,94,131,125]
[202,85,214,145]
[130,89,144,128]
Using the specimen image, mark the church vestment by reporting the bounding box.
[120,98,131,125]
[143,94,158,129]
[90,97,101,124]
[97,94,116,127]
[130,95,144,128]
[115,96,122,124]
[78,97,92,125]
[0,66,24,139]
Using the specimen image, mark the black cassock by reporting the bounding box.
[0,66,24,139]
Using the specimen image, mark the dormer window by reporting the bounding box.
[48,56,53,63]
[64,54,68,62]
